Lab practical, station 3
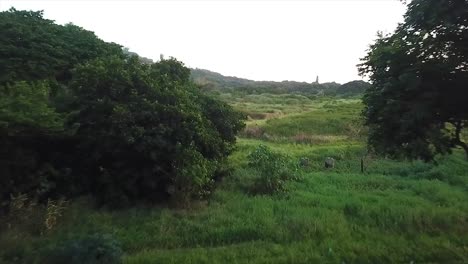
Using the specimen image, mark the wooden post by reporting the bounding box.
[360,158,364,173]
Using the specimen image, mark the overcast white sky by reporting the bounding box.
[0,0,406,83]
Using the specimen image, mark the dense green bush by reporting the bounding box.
[0,81,69,208]
[0,8,245,208]
[0,9,123,85]
[63,57,244,206]
[0,8,124,208]
[247,145,302,194]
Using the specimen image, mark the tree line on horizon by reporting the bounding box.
[191,68,371,97]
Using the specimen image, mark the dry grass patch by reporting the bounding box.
[291,133,348,144]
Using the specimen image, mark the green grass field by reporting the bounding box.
[1,94,467,263]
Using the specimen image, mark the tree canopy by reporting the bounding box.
[359,0,468,161]
[0,8,245,207]
[0,8,123,85]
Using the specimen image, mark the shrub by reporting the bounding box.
[168,146,217,207]
[0,57,245,208]
[0,194,68,235]
[39,234,122,264]
[0,9,246,208]
[44,198,68,231]
[247,145,302,195]
[61,57,246,207]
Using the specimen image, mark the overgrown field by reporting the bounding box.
[1,94,467,263]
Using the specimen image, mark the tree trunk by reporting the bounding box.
[452,121,468,160]
[458,141,468,161]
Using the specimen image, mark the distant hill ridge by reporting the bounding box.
[121,50,369,96]
[191,68,370,96]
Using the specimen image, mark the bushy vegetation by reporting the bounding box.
[0,9,123,85]
[0,8,245,208]
[247,145,302,194]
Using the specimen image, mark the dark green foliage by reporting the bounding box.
[0,8,125,206]
[0,81,67,207]
[0,81,64,133]
[0,9,245,208]
[359,0,468,161]
[64,57,245,206]
[40,234,122,264]
[0,8,123,85]
[197,95,246,157]
[247,145,301,194]
[335,80,370,97]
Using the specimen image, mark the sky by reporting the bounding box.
[0,0,407,83]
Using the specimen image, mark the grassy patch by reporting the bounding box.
[2,95,467,263]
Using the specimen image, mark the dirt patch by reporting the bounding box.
[290,133,348,144]
[246,112,267,120]
[240,126,265,138]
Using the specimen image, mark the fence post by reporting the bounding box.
[360,158,364,173]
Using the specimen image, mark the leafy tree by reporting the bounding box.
[0,8,124,206]
[359,0,468,161]
[65,56,245,206]
[0,9,245,208]
[0,81,67,208]
[336,80,371,97]
[0,8,123,85]
[196,95,246,158]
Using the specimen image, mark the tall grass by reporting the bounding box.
[1,95,467,264]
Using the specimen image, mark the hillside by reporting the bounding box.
[103,55,369,96]
[191,68,369,97]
